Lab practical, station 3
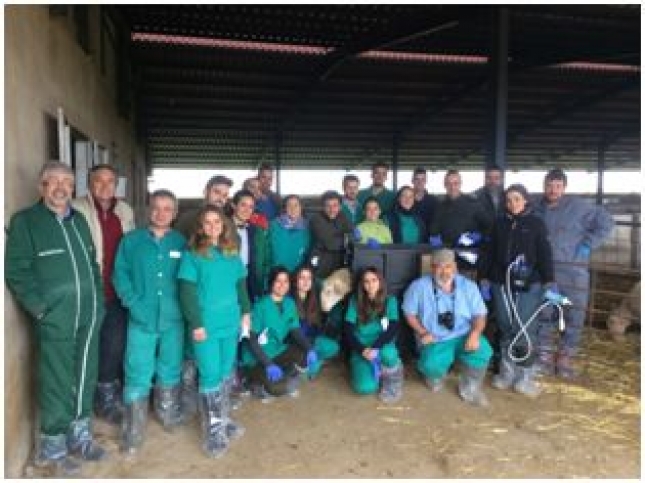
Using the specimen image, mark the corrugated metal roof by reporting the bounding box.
[115,5,640,171]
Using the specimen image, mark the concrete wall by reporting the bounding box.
[4,6,143,476]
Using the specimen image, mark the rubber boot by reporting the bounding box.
[67,417,107,461]
[228,370,249,411]
[121,397,149,455]
[285,367,302,398]
[535,349,556,377]
[154,384,184,431]
[458,366,489,407]
[34,433,81,476]
[221,377,245,441]
[555,350,578,380]
[491,355,516,390]
[199,391,229,458]
[379,363,404,404]
[94,380,124,425]
[180,359,199,420]
[513,365,541,397]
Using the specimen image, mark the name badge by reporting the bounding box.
[380,317,389,331]
[258,328,269,345]
[169,250,182,258]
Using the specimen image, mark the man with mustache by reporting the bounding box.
[6,161,106,475]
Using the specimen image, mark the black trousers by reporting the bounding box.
[245,345,305,396]
[98,298,128,383]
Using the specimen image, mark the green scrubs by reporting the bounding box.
[112,228,186,403]
[241,295,300,366]
[241,295,307,395]
[178,247,247,393]
[399,214,421,243]
[345,295,401,395]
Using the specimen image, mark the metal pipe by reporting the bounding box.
[487,7,509,173]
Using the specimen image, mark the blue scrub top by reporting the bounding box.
[402,274,486,342]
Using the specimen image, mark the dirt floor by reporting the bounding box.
[25,328,640,479]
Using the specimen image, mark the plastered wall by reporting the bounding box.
[4,6,143,476]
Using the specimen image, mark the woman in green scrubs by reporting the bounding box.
[178,206,251,458]
[241,266,319,399]
[344,267,404,403]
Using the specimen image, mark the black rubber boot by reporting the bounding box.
[121,397,149,455]
[199,391,229,458]
[94,380,124,425]
[154,384,184,431]
[35,433,81,476]
[67,417,107,461]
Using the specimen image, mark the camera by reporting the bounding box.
[438,311,455,331]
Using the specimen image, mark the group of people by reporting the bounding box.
[5,160,614,475]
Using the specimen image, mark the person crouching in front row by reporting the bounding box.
[403,248,492,406]
[240,266,320,401]
[343,267,404,403]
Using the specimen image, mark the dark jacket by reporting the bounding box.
[387,208,427,244]
[429,194,493,247]
[412,191,438,229]
[473,187,505,223]
[478,209,554,286]
[308,211,353,279]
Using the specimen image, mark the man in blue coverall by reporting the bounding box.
[533,169,614,378]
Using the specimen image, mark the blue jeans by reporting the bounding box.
[493,282,543,366]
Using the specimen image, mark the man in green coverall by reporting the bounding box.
[5,161,106,475]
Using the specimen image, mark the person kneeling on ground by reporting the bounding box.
[241,266,320,400]
[343,267,403,403]
[291,264,340,377]
[403,248,492,406]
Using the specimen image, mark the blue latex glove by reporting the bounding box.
[428,234,443,248]
[265,364,283,383]
[575,241,592,260]
[479,280,492,302]
[457,231,483,247]
[306,349,319,370]
[366,238,381,249]
[371,353,381,380]
[544,284,566,304]
[353,228,362,242]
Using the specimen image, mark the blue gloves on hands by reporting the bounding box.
[265,364,283,382]
[306,350,318,370]
[575,241,592,260]
[366,238,381,249]
[371,352,381,380]
[353,228,362,242]
[544,283,567,304]
[479,280,492,302]
[457,231,483,247]
[429,234,443,249]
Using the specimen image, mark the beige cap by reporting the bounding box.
[432,248,455,265]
